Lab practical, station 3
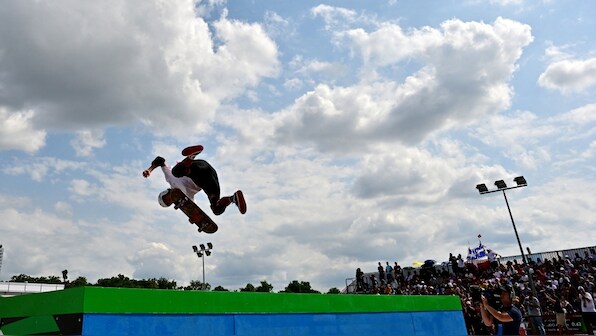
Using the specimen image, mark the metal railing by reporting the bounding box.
[0,282,65,295]
[497,245,595,265]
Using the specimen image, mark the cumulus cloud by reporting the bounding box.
[538,57,596,93]
[0,108,46,152]
[311,5,358,30]
[2,157,85,182]
[471,103,596,170]
[0,0,279,139]
[71,130,106,157]
[54,201,73,216]
[69,179,94,196]
[128,242,189,280]
[275,17,533,151]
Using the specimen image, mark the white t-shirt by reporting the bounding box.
[161,166,201,200]
[580,293,596,313]
[488,251,496,261]
[457,259,465,268]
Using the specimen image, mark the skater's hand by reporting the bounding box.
[143,164,158,178]
[480,295,489,309]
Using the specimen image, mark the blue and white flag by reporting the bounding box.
[466,242,488,264]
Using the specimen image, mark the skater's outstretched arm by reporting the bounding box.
[143,156,166,178]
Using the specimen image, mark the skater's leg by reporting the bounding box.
[209,191,246,215]
[209,193,227,216]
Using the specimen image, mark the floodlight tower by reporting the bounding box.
[0,245,3,276]
[476,176,537,296]
[192,243,213,290]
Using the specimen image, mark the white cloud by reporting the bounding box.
[311,5,357,30]
[471,103,596,170]
[274,17,533,152]
[556,103,596,124]
[128,242,189,280]
[69,179,95,197]
[465,0,523,5]
[54,201,73,216]
[0,0,279,136]
[538,57,596,93]
[2,157,85,182]
[283,78,303,91]
[544,44,574,62]
[71,130,106,157]
[0,108,46,152]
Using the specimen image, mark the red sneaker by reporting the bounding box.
[232,190,246,214]
[181,145,204,159]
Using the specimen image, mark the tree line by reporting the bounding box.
[6,274,341,294]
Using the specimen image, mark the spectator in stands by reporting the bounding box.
[377,262,385,284]
[574,252,583,264]
[385,262,393,283]
[449,253,458,275]
[393,262,401,282]
[578,286,596,332]
[487,249,499,269]
[355,268,364,292]
[369,274,378,293]
[456,254,465,274]
[545,292,571,334]
[526,291,546,336]
[352,247,596,332]
[563,255,574,271]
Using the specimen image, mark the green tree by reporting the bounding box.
[96,274,135,288]
[240,283,256,292]
[212,285,229,292]
[281,280,320,293]
[10,274,63,284]
[66,276,90,288]
[327,287,341,294]
[180,280,210,291]
[157,277,177,289]
[10,274,35,282]
[256,281,274,293]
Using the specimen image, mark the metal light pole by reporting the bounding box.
[476,176,537,296]
[192,243,213,290]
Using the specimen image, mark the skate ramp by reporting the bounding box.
[0,286,467,335]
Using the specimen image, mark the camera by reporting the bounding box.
[470,285,502,307]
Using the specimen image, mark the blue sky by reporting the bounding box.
[0,0,594,292]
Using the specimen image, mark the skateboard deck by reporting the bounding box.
[169,188,218,234]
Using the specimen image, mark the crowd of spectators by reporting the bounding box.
[353,248,596,335]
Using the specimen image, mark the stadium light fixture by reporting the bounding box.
[476,184,489,194]
[495,180,507,189]
[192,243,213,290]
[514,176,527,187]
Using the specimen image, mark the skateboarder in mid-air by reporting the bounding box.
[143,145,246,216]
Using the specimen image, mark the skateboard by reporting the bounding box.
[169,188,218,234]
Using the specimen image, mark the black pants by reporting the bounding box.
[173,159,227,215]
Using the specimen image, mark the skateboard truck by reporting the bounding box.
[174,198,188,210]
